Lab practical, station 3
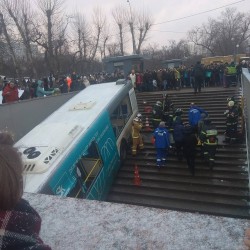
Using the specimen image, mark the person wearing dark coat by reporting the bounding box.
[183,125,198,176]
[19,87,31,100]
[173,121,185,161]
[193,61,204,94]
[59,77,69,93]
[0,132,51,249]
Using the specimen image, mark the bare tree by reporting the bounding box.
[90,6,106,61]
[125,7,153,54]
[71,11,91,71]
[1,0,38,77]
[188,20,217,56]
[112,5,126,56]
[99,20,111,59]
[35,0,66,72]
[125,4,136,54]
[107,42,121,57]
[136,10,153,54]
[188,8,250,56]
[0,12,20,79]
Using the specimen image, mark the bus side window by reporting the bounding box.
[113,126,117,137]
[111,107,119,119]
[121,104,128,116]
[110,94,133,138]
[88,141,99,158]
[68,141,103,199]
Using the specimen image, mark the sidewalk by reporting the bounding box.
[24,193,249,250]
[137,85,239,96]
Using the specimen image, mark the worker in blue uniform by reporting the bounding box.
[152,121,171,168]
[188,102,208,133]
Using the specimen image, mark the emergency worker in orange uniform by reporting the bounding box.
[131,117,144,156]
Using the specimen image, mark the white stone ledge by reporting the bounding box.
[24,193,250,250]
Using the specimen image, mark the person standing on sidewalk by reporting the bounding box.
[193,61,204,94]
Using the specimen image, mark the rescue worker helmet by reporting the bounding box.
[156,101,162,107]
[228,100,234,107]
[136,113,142,119]
[227,96,235,102]
[175,108,183,116]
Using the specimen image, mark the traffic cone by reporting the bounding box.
[145,116,152,131]
[134,165,141,186]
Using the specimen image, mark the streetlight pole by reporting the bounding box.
[236,44,239,64]
[231,37,236,64]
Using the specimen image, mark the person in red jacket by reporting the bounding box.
[2,81,19,103]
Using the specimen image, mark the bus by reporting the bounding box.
[15,79,138,200]
[201,54,247,65]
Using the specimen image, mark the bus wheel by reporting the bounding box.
[120,141,127,165]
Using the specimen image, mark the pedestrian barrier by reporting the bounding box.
[134,165,141,186]
[145,116,152,131]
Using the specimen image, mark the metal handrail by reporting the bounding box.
[84,158,101,183]
[241,68,250,191]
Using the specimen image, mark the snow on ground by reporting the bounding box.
[24,193,250,250]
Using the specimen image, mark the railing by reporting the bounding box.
[241,68,250,189]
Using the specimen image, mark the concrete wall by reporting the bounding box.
[0,92,78,142]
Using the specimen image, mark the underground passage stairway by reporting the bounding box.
[107,86,250,219]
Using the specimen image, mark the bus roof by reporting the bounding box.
[15,81,130,193]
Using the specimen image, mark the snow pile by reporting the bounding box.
[24,193,250,250]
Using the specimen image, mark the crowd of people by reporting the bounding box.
[0,59,249,104]
[0,71,125,104]
[132,94,241,176]
[130,60,249,93]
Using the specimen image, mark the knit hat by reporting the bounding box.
[159,121,166,127]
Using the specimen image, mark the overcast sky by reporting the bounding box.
[66,0,250,50]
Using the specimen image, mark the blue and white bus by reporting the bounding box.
[15,80,138,200]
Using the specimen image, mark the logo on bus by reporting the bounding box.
[101,138,115,162]
[56,185,66,196]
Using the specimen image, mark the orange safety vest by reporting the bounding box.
[67,77,72,89]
